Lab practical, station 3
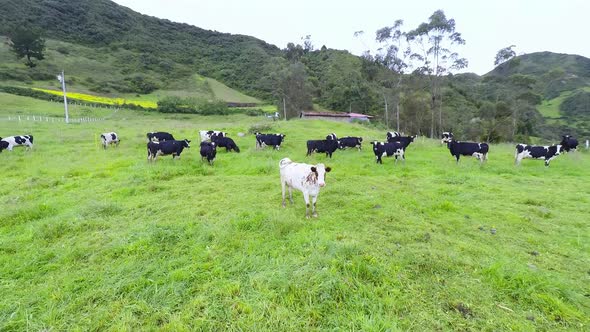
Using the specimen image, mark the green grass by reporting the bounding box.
[205,77,261,103]
[538,87,590,124]
[0,98,589,330]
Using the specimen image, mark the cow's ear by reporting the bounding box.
[311,166,317,173]
[325,167,332,173]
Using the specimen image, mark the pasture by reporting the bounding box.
[0,102,589,330]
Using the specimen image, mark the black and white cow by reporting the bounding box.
[560,135,578,152]
[0,135,33,152]
[279,157,332,218]
[199,130,227,142]
[147,132,175,142]
[100,132,120,149]
[254,132,286,150]
[441,132,454,144]
[386,131,401,140]
[338,136,363,150]
[306,139,339,158]
[326,133,338,140]
[211,135,240,153]
[515,144,564,167]
[447,140,489,164]
[387,135,416,150]
[147,139,191,161]
[200,141,217,165]
[371,141,405,164]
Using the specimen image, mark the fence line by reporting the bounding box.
[2,115,105,123]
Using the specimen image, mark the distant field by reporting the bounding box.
[538,87,590,123]
[0,97,588,330]
[205,77,261,103]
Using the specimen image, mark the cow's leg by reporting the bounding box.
[455,155,460,163]
[311,195,318,218]
[281,181,287,207]
[303,191,311,219]
[288,186,294,204]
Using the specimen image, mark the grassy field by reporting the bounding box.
[0,98,589,330]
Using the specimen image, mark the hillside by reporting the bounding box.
[0,0,282,99]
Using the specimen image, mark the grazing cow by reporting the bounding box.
[326,133,338,140]
[338,136,363,151]
[147,139,191,161]
[211,135,240,152]
[515,144,563,167]
[100,132,120,149]
[279,157,332,218]
[147,132,175,142]
[447,140,489,164]
[387,135,416,150]
[0,135,33,152]
[441,132,454,144]
[254,132,286,150]
[560,135,578,152]
[200,141,217,165]
[199,130,227,142]
[371,141,405,164]
[306,139,339,158]
[386,131,401,140]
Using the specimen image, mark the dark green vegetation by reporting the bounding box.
[1,0,590,140]
[0,95,589,330]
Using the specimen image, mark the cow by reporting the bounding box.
[199,130,227,142]
[306,139,339,158]
[147,139,191,161]
[147,132,175,142]
[387,135,416,150]
[0,135,33,152]
[447,140,489,164]
[371,141,405,164]
[279,157,332,218]
[254,132,286,150]
[100,132,120,149]
[560,135,578,152]
[515,144,564,167]
[386,131,401,140]
[326,133,338,140]
[200,141,217,165]
[211,135,240,153]
[338,136,363,151]
[441,132,454,144]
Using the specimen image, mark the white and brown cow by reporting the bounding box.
[279,157,331,218]
[0,135,33,152]
[100,132,120,149]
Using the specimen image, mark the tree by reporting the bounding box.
[8,27,46,68]
[407,10,468,137]
[494,45,516,66]
[374,19,412,131]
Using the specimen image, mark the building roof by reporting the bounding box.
[301,111,374,118]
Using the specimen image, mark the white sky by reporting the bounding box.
[112,0,589,75]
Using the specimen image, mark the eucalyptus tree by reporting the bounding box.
[8,27,45,68]
[374,19,412,131]
[407,10,467,137]
[494,45,516,66]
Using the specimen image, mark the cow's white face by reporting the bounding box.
[311,164,331,187]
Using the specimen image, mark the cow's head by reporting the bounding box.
[182,139,191,148]
[0,140,8,152]
[310,164,332,187]
[280,134,286,142]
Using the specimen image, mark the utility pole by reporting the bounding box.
[383,94,389,130]
[57,70,69,123]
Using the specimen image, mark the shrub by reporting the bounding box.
[248,123,273,134]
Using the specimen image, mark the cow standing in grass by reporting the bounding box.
[447,139,489,164]
[279,157,331,218]
[100,132,120,149]
[0,135,34,152]
[338,136,363,151]
[200,141,217,165]
[306,139,339,158]
[254,132,285,150]
[560,135,578,152]
[147,139,191,161]
[147,132,175,142]
[371,141,405,164]
[515,144,563,167]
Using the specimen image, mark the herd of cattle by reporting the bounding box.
[0,130,581,217]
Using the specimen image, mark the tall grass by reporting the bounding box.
[0,102,588,330]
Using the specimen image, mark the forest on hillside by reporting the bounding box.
[1,0,589,140]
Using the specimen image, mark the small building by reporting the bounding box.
[299,111,373,123]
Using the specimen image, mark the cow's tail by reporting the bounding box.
[279,158,292,168]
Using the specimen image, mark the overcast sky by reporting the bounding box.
[112,0,589,75]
